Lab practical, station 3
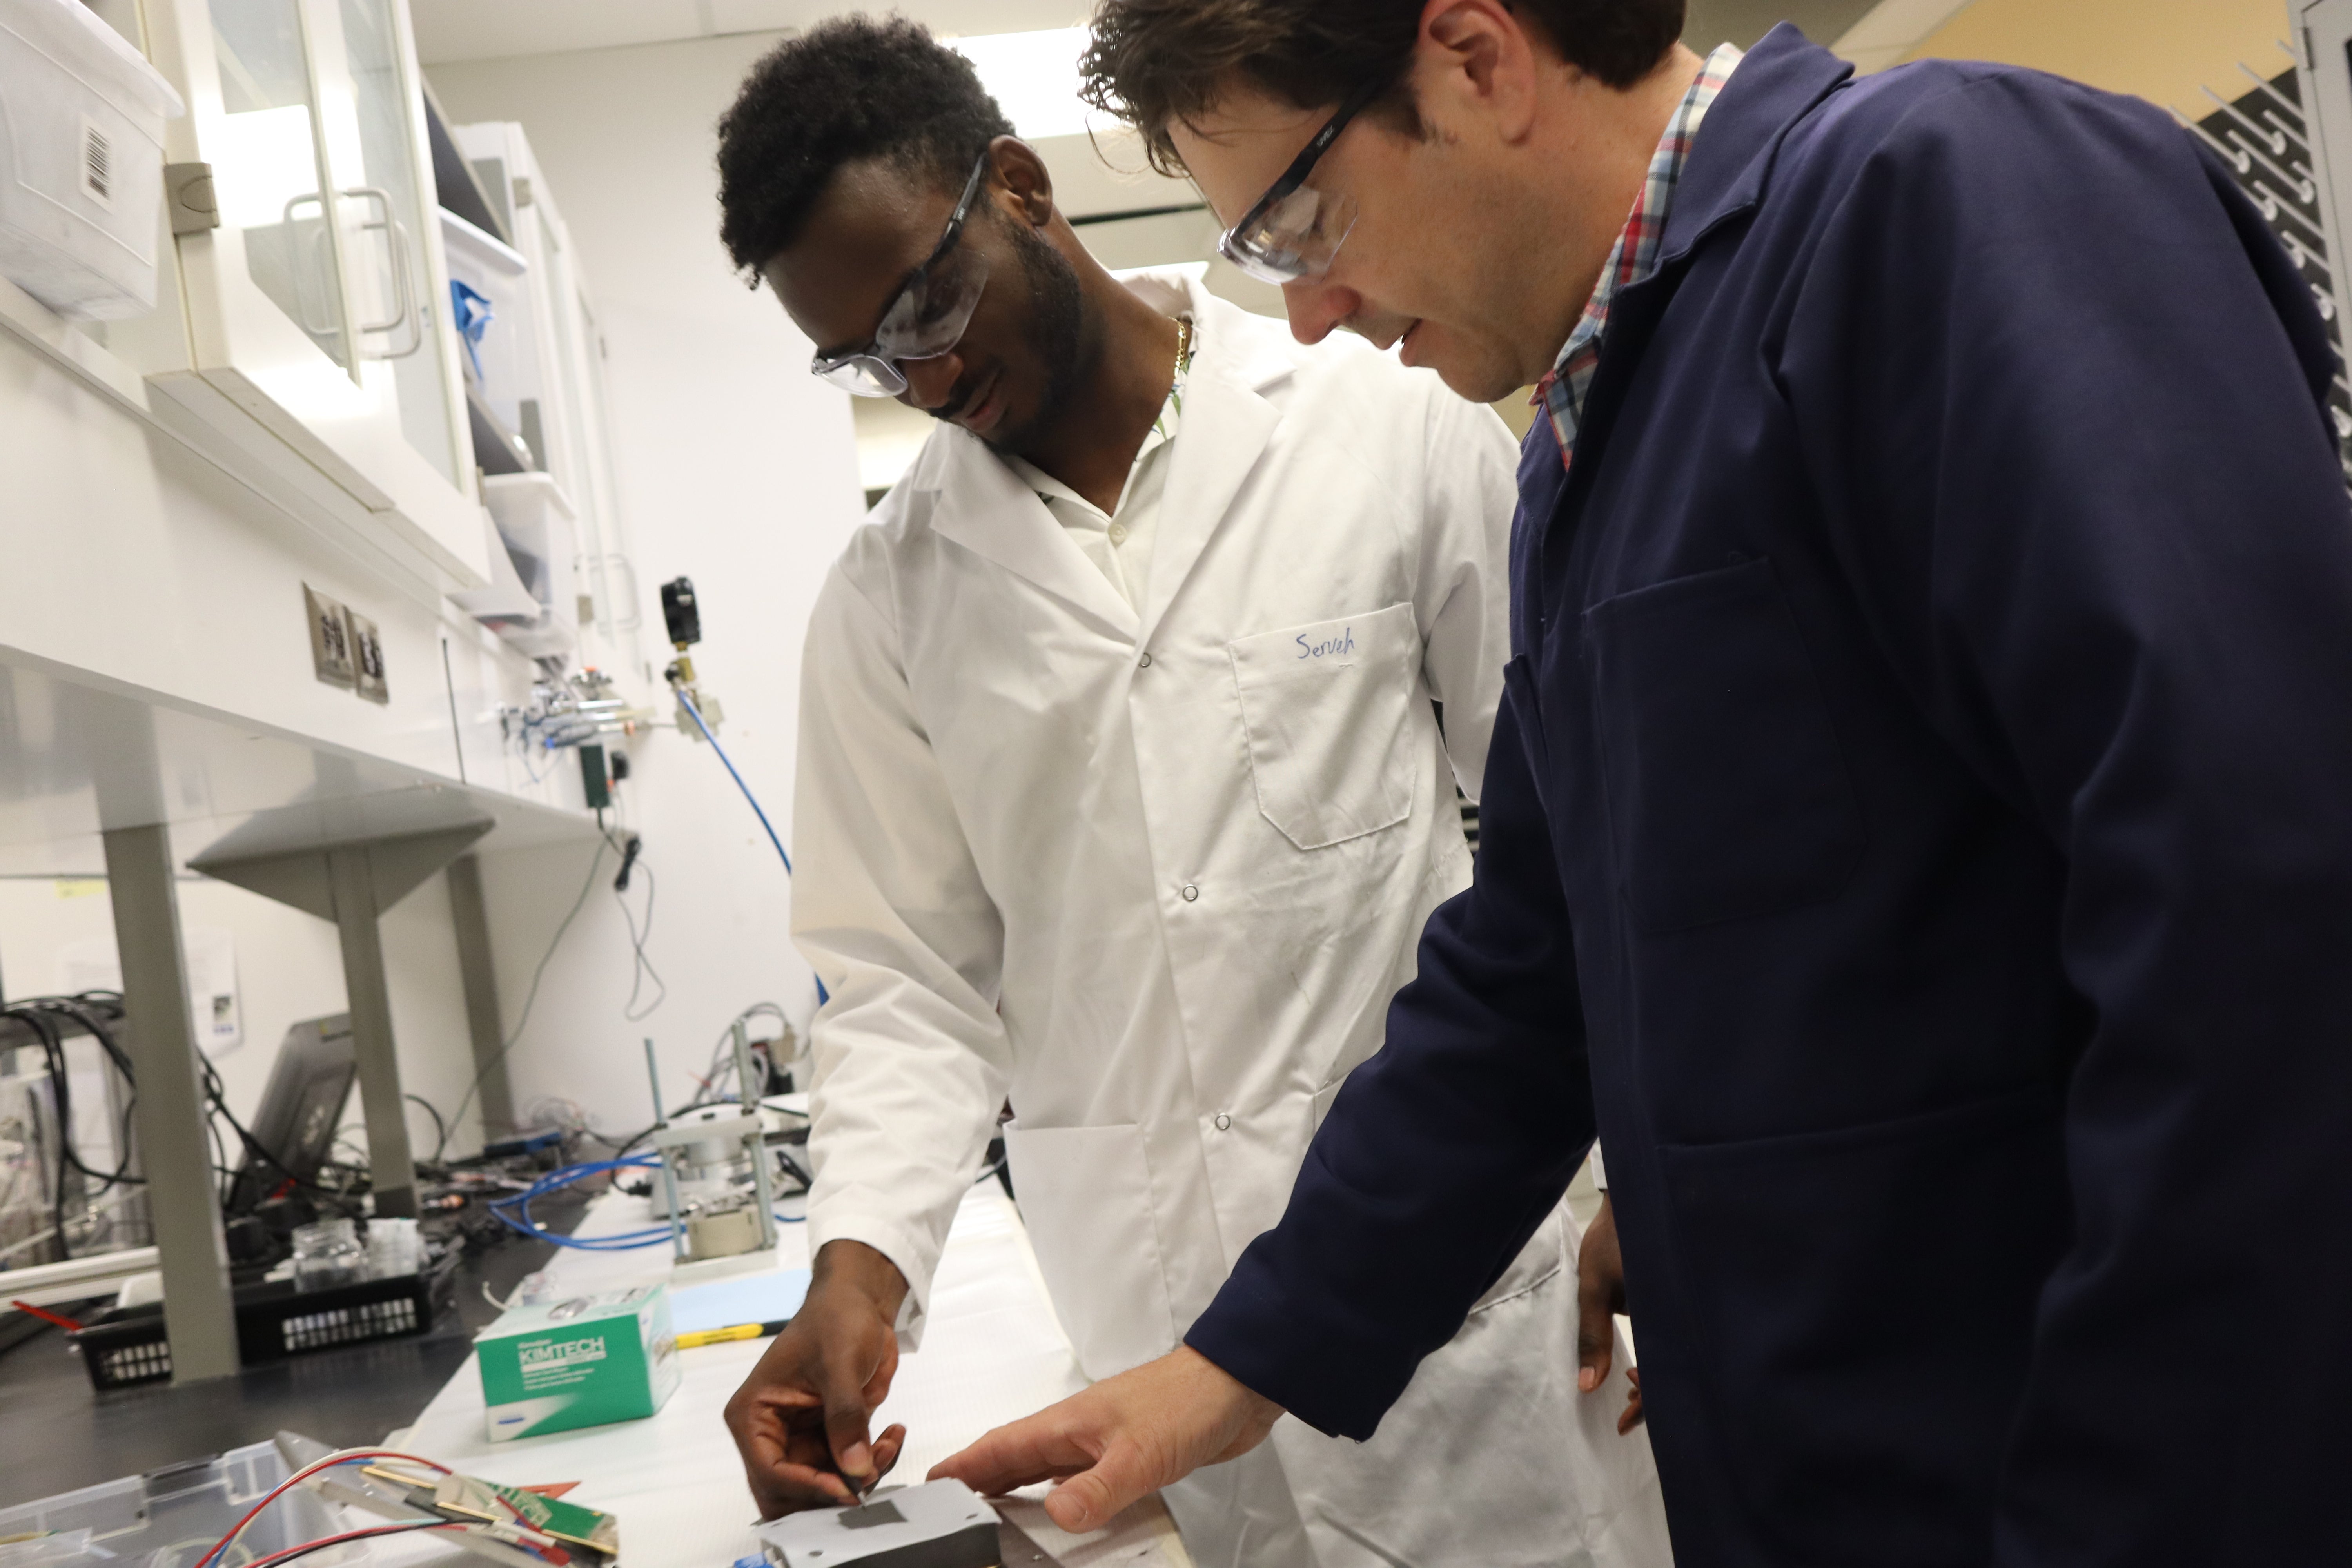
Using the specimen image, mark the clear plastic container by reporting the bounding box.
[365,1217,420,1280]
[0,0,185,319]
[290,1218,367,1292]
[479,472,580,658]
[0,1441,365,1568]
[0,1530,93,1568]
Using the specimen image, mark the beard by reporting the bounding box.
[982,216,1090,456]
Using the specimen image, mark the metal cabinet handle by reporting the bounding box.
[594,553,643,632]
[278,186,425,359]
[346,185,425,361]
[281,191,341,339]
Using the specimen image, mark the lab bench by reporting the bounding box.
[386,1181,1193,1568]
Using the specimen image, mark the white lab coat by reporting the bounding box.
[794,273,1670,1568]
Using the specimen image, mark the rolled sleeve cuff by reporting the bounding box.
[808,1202,944,1351]
[1181,1255,1419,1443]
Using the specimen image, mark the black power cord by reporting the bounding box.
[405,1094,449,1161]
[608,830,666,1023]
[439,835,611,1160]
[16,993,364,1215]
[2,996,154,1260]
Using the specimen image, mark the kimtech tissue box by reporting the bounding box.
[475,1284,680,1441]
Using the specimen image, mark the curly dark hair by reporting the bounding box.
[1080,0,1686,175]
[717,15,1013,274]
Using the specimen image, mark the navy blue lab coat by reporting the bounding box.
[1186,26,2352,1566]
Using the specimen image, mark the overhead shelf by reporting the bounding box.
[468,381,537,476]
[423,78,512,248]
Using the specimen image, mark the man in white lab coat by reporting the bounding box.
[713,19,1667,1568]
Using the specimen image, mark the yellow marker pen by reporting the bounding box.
[675,1317,791,1349]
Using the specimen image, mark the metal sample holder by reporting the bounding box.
[646,1024,777,1271]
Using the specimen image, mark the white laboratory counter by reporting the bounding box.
[392,1183,1191,1568]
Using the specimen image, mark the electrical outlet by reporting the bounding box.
[349,610,389,703]
[305,585,355,688]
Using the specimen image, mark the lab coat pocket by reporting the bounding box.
[1657,1089,2065,1561]
[1584,557,1867,932]
[1000,1121,1178,1381]
[1229,601,1421,851]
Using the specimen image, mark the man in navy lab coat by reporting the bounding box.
[936,1,2352,1563]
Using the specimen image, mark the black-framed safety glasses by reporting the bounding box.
[1216,78,1386,285]
[811,151,995,397]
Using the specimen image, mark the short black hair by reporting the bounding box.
[717,15,1013,274]
[1080,0,1687,176]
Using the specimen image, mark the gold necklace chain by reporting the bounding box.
[1174,315,1193,381]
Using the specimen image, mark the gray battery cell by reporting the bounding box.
[757,1479,1011,1568]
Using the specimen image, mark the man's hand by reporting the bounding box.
[723,1240,912,1519]
[1577,1192,1645,1434]
[928,1347,1283,1534]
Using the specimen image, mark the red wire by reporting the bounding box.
[194,1452,454,1568]
[9,1299,85,1331]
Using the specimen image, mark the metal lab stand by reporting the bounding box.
[650,1024,778,1267]
[190,821,493,1219]
[107,823,238,1381]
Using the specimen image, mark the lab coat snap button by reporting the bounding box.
[1214,1113,1231,1132]
[1138,652,1152,668]
[1181,884,1199,902]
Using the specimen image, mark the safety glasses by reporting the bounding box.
[1216,78,1384,285]
[811,152,995,397]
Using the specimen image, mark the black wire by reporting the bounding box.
[25,1013,73,1254]
[23,1013,70,1260]
[404,1094,449,1161]
[583,1120,659,1158]
[7,1002,143,1192]
[2,1004,116,1258]
[208,1067,352,1204]
[610,833,666,1023]
[440,836,610,1158]
[210,1110,232,1210]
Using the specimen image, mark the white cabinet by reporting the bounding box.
[443,118,645,670]
[0,0,651,833]
[126,0,486,592]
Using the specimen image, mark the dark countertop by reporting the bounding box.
[0,1189,594,1509]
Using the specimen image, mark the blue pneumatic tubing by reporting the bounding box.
[489,1156,671,1250]
[673,687,790,873]
[487,1154,809,1249]
[672,684,831,1007]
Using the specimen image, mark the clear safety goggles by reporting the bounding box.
[811,152,994,397]
[1215,80,1381,285]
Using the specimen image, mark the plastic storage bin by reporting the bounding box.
[438,209,534,417]
[69,1269,439,1390]
[0,0,184,319]
[0,1440,365,1568]
[478,470,579,658]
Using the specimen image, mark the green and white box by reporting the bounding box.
[476,1284,680,1441]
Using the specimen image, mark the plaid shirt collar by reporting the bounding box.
[1536,43,1743,473]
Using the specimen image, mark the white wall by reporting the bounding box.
[429,34,868,1142]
